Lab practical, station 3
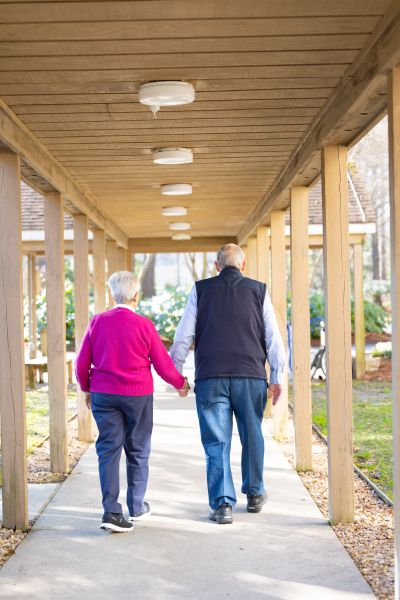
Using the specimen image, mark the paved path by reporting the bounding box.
[0,380,374,599]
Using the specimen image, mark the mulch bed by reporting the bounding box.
[0,416,90,568]
[277,419,394,600]
[362,357,392,381]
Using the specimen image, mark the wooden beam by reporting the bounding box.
[27,253,37,359]
[238,3,400,243]
[0,98,128,248]
[256,226,270,288]
[290,186,312,471]
[0,151,28,530]
[322,145,354,525]
[388,65,400,600]
[247,236,258,279]
[270,210,288,441]
[128,236,234,253]
[73,214,92,442]
[44,191,69,473]
[93,229,106,314]
[353,243,366,378]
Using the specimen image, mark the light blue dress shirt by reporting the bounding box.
[170,283,286,384]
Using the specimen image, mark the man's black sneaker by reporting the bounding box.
[100,512,134,533]
[209,503,233,525]
[247,492,268,513]
[129,501,151,522]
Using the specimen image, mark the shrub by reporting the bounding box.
[138,286,190,341]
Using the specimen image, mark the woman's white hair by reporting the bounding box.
[107,271,140,304]
[217,243,245,270]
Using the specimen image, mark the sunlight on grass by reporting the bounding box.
[310,381,393,499]
[26,389,77,454]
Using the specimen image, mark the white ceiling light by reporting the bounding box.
[169,222,191,231]
[153,147,193,165]
[161,183,192,196]
[139,81,195,115]
[162,206,187,217]
[172,233,192,241]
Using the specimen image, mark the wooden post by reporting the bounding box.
[125,250,132,272]
[247,236,258,279]
[353,243,366,378]
[290,186,312,471]
[270,210,288,441]
[322,144,354,524]
[0,151,28,530]
[389,66,400,599]
[27,254,38,358]
[93,229,106,314]
[44,191,69,474]
[73,214,92,442]
[117,246,126,271]
[107,239,119,276]
[257,226,270,287]
[242,244,248,276]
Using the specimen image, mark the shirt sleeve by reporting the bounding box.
[170,285,197,373]
[263,290,286,384]
[148,323,186,389]
[74,322,93,393]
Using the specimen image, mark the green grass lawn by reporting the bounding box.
[310,381,392,499]
[26,389,77,454]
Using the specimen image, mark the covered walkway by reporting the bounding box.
[0,373,372,600]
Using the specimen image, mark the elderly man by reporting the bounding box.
[171,244,285,524]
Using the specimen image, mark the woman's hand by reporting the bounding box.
[177,377,190,397]
[85,393,92,410]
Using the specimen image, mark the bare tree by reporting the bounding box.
[140,254,156,298]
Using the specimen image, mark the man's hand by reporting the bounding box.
[178,377,190,397]
[85,393,92,410]
[268,384,282,406]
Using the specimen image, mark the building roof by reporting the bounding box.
[21,181,73,231]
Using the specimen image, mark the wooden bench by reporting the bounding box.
[25,352,75,389]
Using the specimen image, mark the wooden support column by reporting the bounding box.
[125,250,132,272]
[290,186,312,471]
[93,229,106,314]
[44,191,69,473]
[389,66,400,599]
[27,253,38,358]
[117,246,126,271]
[242,244,248,276]
[0,151,28,530]
[322,144,354,524]
[257,226,270,287]
[74,214,92,442]
[107,239,119,276]
[247,236,258,279]
[353,243,366,378]
[270,210,288,441]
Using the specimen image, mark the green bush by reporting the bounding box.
[138,286,190,341]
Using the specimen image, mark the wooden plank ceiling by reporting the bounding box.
[0,0,393,241]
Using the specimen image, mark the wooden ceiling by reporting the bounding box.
[0,0,395,244]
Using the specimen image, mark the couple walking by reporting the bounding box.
[75,244,285,532]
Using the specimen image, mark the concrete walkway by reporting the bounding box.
[0,380,374,599]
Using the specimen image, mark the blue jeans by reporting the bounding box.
[195,377,267,510]
[91,392,153,516]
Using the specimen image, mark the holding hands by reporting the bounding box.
[177,377,190,397]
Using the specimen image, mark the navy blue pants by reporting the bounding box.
[91,392,153,516]
[195,377,267,510]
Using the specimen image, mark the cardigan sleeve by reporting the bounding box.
[74,321,93,393]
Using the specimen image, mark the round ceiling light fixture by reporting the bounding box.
[161,183,192,196]
[153,147,193,165]
[169,222,191,231]
[139,81,195,115]
[162,206,187,217]
[172,233,191,241]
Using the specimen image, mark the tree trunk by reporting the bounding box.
[141,254,156,298]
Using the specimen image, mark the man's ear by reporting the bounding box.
[215,260,221,273]
[241,260,246,273]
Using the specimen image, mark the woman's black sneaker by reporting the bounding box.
[209,503,233,524]
[100,512,134,532]
[129,501,151,522]
[246,492,268,513]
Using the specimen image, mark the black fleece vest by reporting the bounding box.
[194,267,267,380]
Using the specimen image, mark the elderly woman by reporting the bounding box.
[75,271,189,533]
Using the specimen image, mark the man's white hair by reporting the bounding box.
[217,243,245,270]
[107,271,140,304]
